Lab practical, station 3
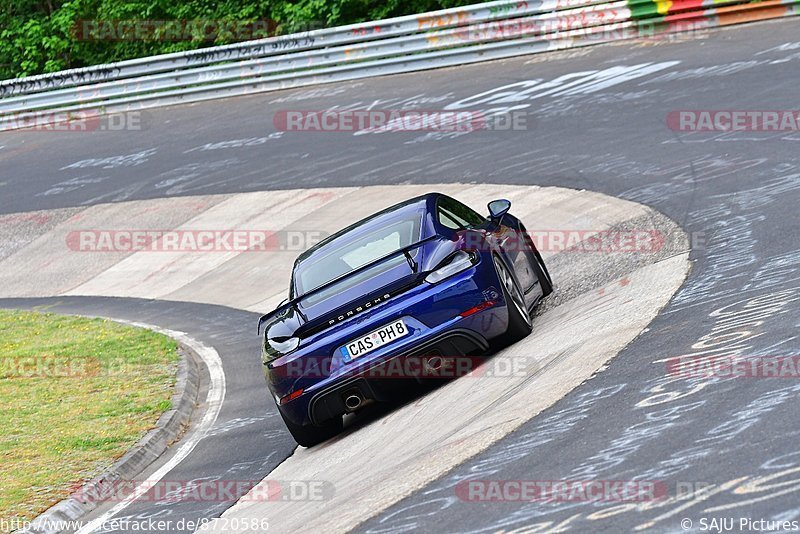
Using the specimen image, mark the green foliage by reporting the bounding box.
[0,0,477,80]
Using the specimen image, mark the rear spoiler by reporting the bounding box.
[257,235,438,335]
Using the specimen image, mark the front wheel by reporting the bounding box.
[279,409,343,447]
[494,255,533,343]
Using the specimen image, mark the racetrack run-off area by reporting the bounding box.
[0,185,689,532]
[0,16,798,534]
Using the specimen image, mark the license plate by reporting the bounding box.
[340,319,409,362]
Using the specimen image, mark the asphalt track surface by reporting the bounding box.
[1,16,799,534]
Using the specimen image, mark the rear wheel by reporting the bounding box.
[279,409,343,448]
[493,255,533,343]
[521,225,553,297]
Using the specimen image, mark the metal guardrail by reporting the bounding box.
[1,0,798,130]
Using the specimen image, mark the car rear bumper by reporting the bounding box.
[307,328,488,425]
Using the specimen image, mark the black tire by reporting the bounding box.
[279,409,343,447]
[521,225,553,297]
[493,255,533,343]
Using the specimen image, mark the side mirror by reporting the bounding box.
[488,199,511,222]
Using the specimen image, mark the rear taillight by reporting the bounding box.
[460,300,496,318]
[280,388,304,404]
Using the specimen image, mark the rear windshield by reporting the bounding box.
[293,213,422,299]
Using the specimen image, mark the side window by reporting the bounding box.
[437,196,484,229]
[438,209,462,230]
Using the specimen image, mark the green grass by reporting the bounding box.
[0,309,179,523]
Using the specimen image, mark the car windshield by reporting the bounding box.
[293,213,422,299]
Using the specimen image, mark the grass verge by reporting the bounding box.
[0,309,179,523]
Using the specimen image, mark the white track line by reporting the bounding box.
[75,322,226,534]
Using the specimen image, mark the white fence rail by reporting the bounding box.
[1,0,798,130]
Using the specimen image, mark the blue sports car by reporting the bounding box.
[259,193,552,446]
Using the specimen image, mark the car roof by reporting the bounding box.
[293,192,440,269]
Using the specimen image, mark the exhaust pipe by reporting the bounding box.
[424,356,444,373]
[344,393,363,411]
